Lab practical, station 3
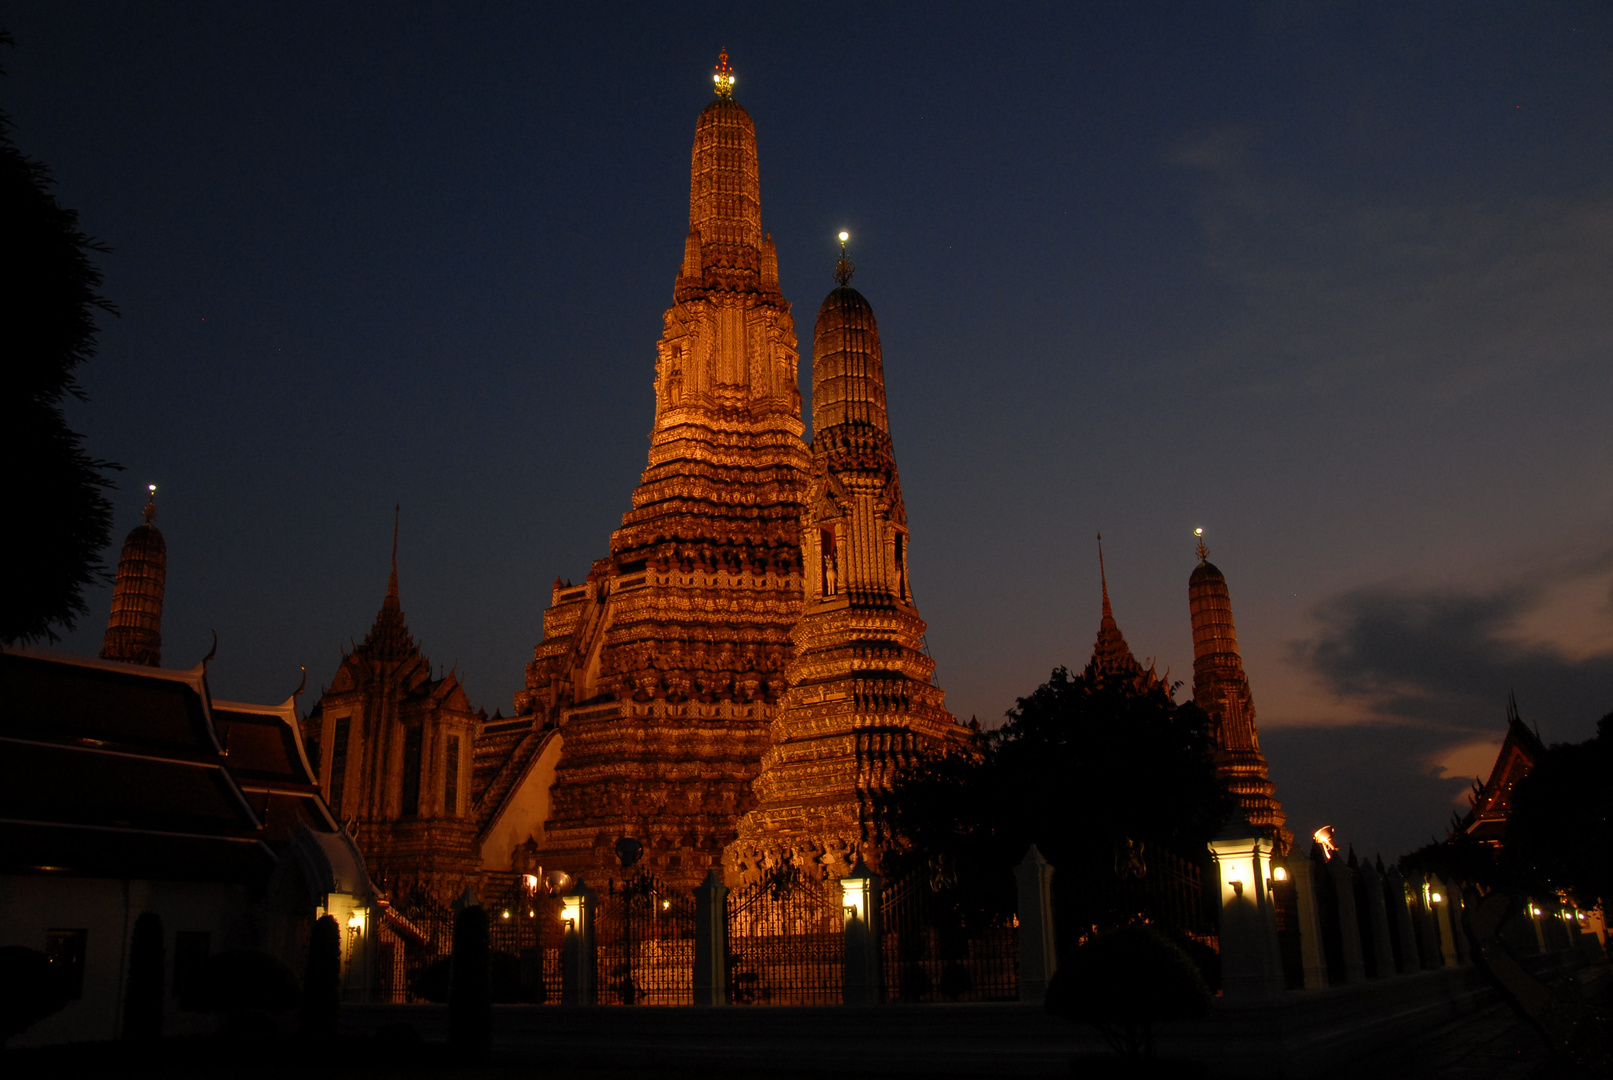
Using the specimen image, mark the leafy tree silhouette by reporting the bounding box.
[1,29,121,646]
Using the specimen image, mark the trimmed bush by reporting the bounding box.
[448,904,491,1059]
[300,915,341,1039]
[122,912,164,1041]
[1045,923,1212,1058]
[0,947,67,1047]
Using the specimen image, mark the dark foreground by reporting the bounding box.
[6,964,1607,1080]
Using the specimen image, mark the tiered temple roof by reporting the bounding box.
[1084,542,1170,695]
[303,529,482,903]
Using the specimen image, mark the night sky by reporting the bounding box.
[11,3,1613,861]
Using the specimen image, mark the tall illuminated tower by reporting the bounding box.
[727,239,965,883]
[100,485,166,667]
[1188,535,1291,853]
[513,52,813,888]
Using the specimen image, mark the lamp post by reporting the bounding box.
[841,857,882,1006]
[1208,811,1284,999]
[560,883,596,1005]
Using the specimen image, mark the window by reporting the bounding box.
[401,724,423,817]
[444,736,460,816]
[173,931,210,1010]
[45,929,88,999]
[328,717,351,818]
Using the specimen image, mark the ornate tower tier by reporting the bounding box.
[1189,544,1291,853]
[725,270,964,885]
[516,55,812,890]
[100,487,166,667]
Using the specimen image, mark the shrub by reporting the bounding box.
[0,947,68,1046]
[448,904,490,1059]
[1045,923,1212,1058]
[300,915,341,1039]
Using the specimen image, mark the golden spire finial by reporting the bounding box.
[143,484,157,524]
[713,48,735,98]
[1194,526,1208,563]
[834,230,855,286]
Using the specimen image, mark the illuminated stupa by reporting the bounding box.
[514,51,814,888]
[1188,532,1291,853]
[100,485,166,667]
[726,239,966,883]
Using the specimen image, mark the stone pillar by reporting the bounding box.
[1385,869,1420,974]
[1013,846,1057,1004]
[1209,821,1284,999]
[1429,875,1459,968]
[1329,858,1367,983]
[1282,857,1329,989]
[693,870,728,1006]
[561,883,596,1006]
[1358,861,1395,978]
[841,859,882,1006]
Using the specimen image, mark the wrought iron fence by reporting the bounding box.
[594,874,697,1005]
[880,872,1018,1002]
[371,890,455,1003]
[727,868,844,1004]
[484,871,564,1003]
[1117,847,1218,953]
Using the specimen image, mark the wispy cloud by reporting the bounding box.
[1168,128,1613,407]
[1290,566,1613,737]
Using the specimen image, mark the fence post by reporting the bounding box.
[1385,868,1419,973]
[1328,857,1368,983]
[561,883,597,1006]
[1208,814,1285,999]
[693,870,729,1006]
[1429,875,1460,967]
[1279,855,1328,989]
[1357,860,1395,978]
[1013,846,1057,1004]
[841,858,882,1006]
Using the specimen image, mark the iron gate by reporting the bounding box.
[726,867,844,1004]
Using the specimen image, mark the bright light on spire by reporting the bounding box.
[713,48,735,97]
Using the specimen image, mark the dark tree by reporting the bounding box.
[1504,712,1613,913]
[1,30,120,646]
[448,901,491,1059]
[878,667,1234,945]
[121,912,164,1042]
[300,914,341,1040]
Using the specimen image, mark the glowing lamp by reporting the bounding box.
[1273,866,1288,882]
[1430,892,1444,904]
[660,899,671,911]
[522,873,539,893]
[840,859,874,921]
[346,911,364,930]
[501,909,511,919]
[838,231,849,242]
[1530,905,1542,916]
[561,893,585,933]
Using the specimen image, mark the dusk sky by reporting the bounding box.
[11,3,1613,861]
